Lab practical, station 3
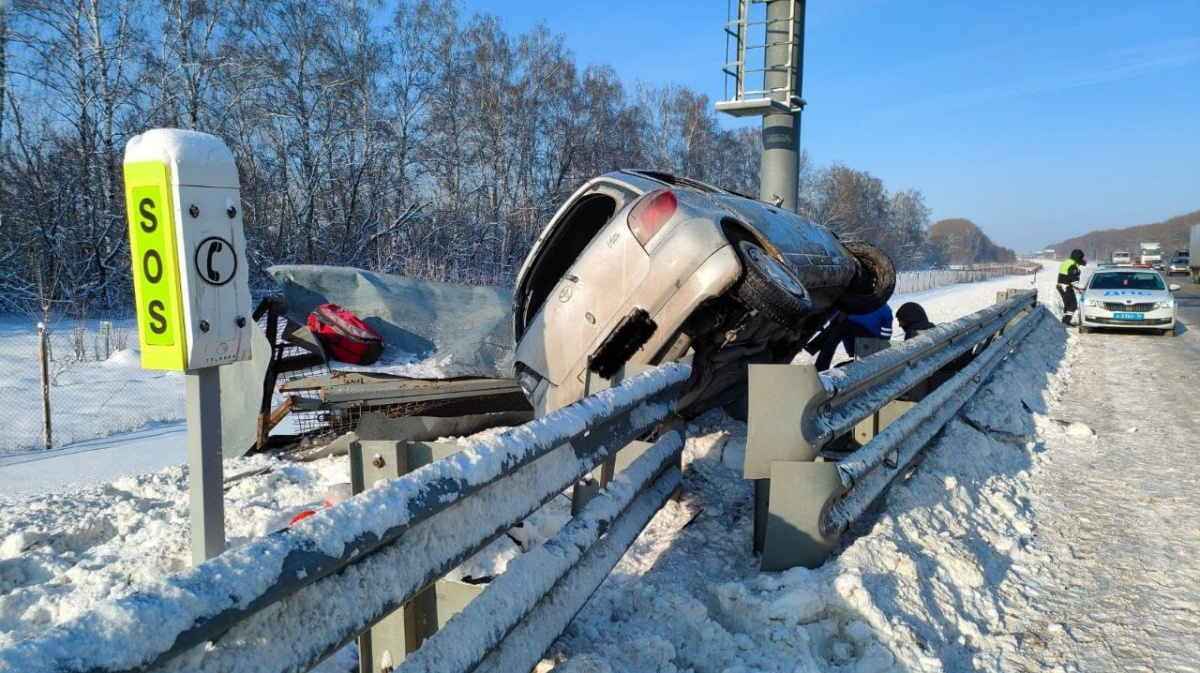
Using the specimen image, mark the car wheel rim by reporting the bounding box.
[757,251,807,298]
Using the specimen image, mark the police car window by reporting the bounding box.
[1090,272,1164,290]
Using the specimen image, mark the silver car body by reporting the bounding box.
[1080,268,1178,333]
[1167,257,1189,275]
[513,170,872,416]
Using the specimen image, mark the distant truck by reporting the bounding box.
[1139,242,1163,267]
[1191,224,1200,282]
[1111,250,1132,266]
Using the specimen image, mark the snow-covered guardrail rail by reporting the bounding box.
[0,363,691,673]
[745,289,1041,570]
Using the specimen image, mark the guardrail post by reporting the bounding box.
[761,460,846,570]
[995,289,1035,335]
[744,363,829,554]
[350,439,484,673]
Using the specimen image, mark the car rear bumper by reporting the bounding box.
[518,244,741,415]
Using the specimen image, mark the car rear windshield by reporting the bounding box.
[1089,272,1165,290]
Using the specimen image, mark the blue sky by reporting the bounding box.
[452,0,1199,251]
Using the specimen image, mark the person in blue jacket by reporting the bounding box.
[813,303,894,371]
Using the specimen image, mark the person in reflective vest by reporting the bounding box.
[1056,249,1086,325]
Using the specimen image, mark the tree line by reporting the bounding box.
[1046,210,1199,263]
[927,218,1016,265]
[0,0,951,317]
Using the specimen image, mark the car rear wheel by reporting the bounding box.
[837,241,896,315]
[734,240,812,328]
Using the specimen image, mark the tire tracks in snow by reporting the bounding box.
[997,326,1200,672]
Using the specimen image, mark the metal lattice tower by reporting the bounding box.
[716,0,807,213]
[716,0,806,117]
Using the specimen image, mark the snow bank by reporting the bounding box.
[545,292,1072,671]
[0,364,689,672]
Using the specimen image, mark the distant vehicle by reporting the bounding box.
[513,169,895,417]
[1111,251,1132,266]
[1139,242,1162,267]
[1167,257,1190,276]
[1191,224,1200,283]
[1079,268,1180,337]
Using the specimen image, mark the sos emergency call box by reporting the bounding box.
[123,129,253,371]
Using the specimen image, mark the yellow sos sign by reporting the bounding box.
[124,161,188,370]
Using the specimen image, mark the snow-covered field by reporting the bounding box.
[3,261,1196,672]
[0,319,186,455]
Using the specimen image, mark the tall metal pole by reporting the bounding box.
[187,368,226,564]
[759,0,805,213]
[38,322,52,451]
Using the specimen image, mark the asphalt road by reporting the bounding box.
[1167,271,1200,337]
[999,268,1200,671]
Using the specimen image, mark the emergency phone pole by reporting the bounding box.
[123,130,254,564]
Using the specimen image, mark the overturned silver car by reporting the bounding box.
[513,169,894,417]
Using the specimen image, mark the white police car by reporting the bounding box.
[1079,268,1180,336]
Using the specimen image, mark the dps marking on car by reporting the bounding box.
[1079,268,1179,337]
[125,160,187,364]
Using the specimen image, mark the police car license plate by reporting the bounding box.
[1113,312,1144,320]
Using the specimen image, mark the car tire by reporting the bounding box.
[734,240,812,328]
[837,241,896,315]
[1079,325,1090,334]
[1163,327,1176,337]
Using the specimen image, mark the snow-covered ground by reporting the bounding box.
[3,261,1196,671]
[0,318,187,455]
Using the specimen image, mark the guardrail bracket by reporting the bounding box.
[761,461,846,571]
[744,363,827,479]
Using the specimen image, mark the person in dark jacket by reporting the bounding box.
[1056,249,1086,325]
[813,303,894,371]
[896,302,936,340]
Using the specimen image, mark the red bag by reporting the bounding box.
[307,303,385,365]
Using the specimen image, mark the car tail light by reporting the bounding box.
[627,189,677,248]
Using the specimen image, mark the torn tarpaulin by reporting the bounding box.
[268,265,514,379]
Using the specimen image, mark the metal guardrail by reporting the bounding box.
[827,306,1046,534]
[0,363,691,673]
[744,289,1041,570]
[3,290,1051,671]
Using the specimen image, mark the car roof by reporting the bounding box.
[1091,267,1159,274]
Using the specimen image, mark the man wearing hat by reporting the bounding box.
[1056,249,1087,326]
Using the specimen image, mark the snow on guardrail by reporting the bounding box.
[0,363,691,673]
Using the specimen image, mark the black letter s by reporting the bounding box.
[148,300,168,334]
[139,198,158,233]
